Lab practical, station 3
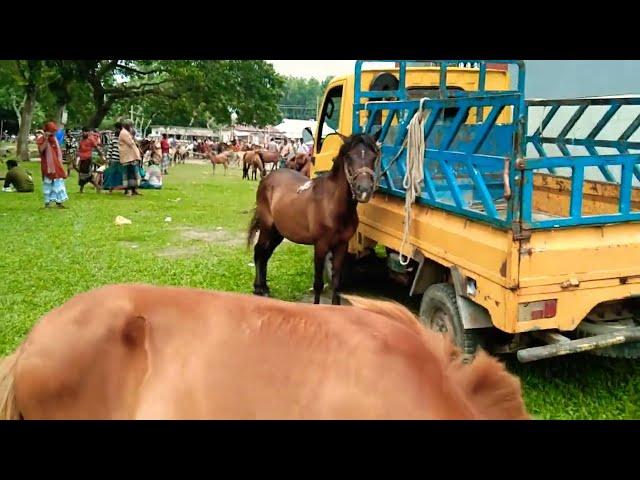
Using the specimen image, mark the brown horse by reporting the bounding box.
[243,151,264,180]
[0,283,529,420]
[287,153,312,178]
[173,144,188,165]
[256,150,280,172]
[248,133,380,305]
[209,151,230,175]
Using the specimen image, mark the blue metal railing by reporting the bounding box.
[354,61,525,229]
[353,61,640,231]
[523,96,640,228]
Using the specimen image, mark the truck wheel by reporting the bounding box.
[419,283,482,356]
[576,319,640,359]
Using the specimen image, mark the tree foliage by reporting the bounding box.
[0,60,286,135]
[279,75,333,120]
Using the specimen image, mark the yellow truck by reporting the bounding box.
[303,60,640,362]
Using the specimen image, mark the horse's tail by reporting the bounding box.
[0,351,20,420]
[247,209,260,249]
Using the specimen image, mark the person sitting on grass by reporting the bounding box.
[140,159,163,190]
[1,159,34,192]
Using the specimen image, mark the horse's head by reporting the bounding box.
[138,139,152,155]
[337,133,381,203]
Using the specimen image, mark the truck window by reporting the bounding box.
[317,85,343,150]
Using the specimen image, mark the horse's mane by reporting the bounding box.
[343,294,529,420]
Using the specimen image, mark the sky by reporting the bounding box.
[268,60,640,98]
[267,60,356,80]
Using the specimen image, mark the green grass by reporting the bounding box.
[1,162,639,419]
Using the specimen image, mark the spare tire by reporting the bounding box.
[575,318,640,359]
[368,73,400,135]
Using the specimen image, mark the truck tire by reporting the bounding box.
[575,319,640,359]
[419,283,482,356]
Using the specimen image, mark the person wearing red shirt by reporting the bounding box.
[37,121,68,208]
[77,127,103,193]
[160,133,171,174]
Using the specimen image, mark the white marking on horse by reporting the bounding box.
[297,181,313,194]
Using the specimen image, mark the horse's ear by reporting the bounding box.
[336,132,349,142]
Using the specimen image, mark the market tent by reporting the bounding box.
[273,119,334,140]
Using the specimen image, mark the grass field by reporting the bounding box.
[1,160,639,419]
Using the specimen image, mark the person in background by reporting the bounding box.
[36,121,68,208]
[160,133,171,175]
[267,137,278,153]
[1,159,34,192]
[102,122,124,192]
[76,127,104,193]
[118,119,142,197]
[140,158,163,189]
[280,138,294,166]
[297,139,310,154]
[56,125,65,148]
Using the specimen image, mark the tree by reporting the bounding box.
[279,75,334,120]
[108,60,285,129]
[0,61,58,161]
[70,60,172,128]
[46,60,83,125]
[0,60,287,151]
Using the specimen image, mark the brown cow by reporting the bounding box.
[0,284,529,420]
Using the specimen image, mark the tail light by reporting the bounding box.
[518,300,557,322]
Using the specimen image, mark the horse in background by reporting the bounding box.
[286,153,312,178]
[242,151,264,181]
[256,150,280,172]
[208,151,231,175]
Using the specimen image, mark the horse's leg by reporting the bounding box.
[313,245,329,304]
[253,228,283,296]
[261,230,283,295]
[330,242,348,305]
[212,163,215,175]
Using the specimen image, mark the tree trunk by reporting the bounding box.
[87,100,112,129]
[16,87,37,162]
[55,103,66,126]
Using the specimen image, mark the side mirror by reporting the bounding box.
[302,127,314,146]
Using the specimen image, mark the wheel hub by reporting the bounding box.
[431,309,452,334]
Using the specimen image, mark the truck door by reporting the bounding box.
[313,83,345,176]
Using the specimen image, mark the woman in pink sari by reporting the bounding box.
[36,121,68,208]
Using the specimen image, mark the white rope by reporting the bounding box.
[398,98,429,266]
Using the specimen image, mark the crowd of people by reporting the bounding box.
[1,119,315,206]
[0,119,168,207]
